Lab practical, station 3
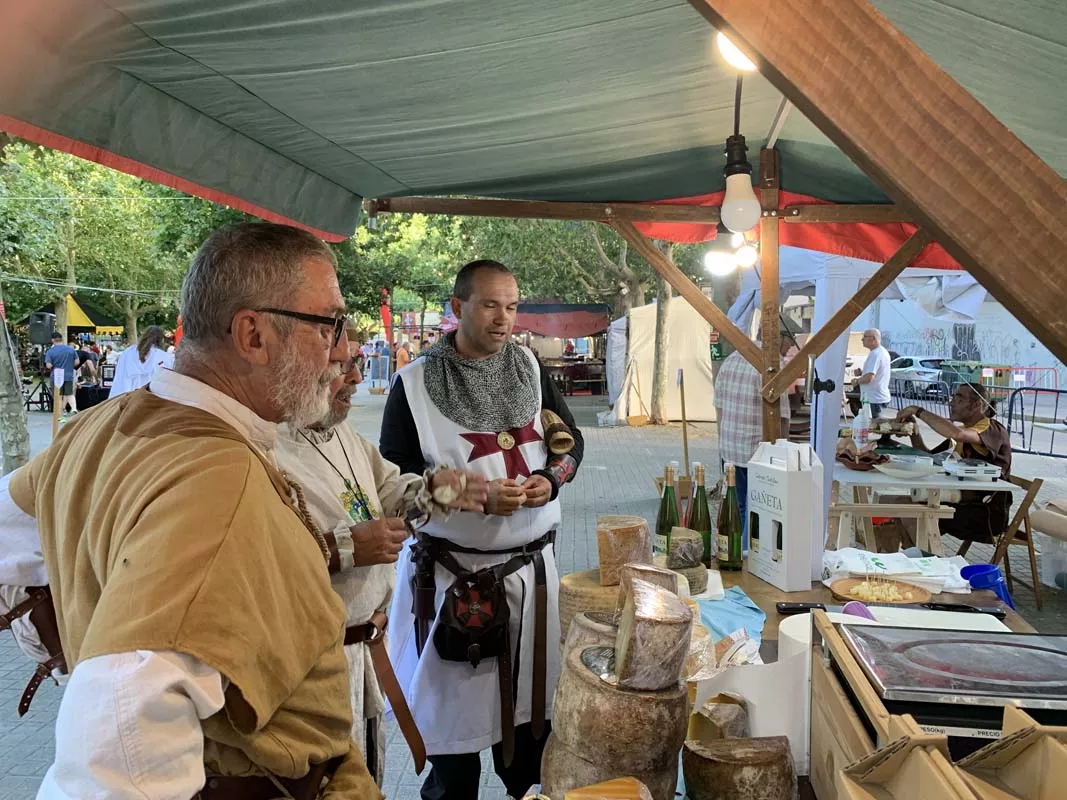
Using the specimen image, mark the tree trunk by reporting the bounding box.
[419,297,428,347]
[54,295,68,341]
[125,311,139,345]
[0,283,32,474]
[649,244,673,425]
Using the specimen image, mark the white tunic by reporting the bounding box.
[275,422,422,771]
[108,345,174,398]
[387,350,562,756]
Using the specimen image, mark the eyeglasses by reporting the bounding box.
[257,308,349,347]
[341,356,360,375]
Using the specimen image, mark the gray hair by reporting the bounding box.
[864,328,882,344]
[179,223,337,352]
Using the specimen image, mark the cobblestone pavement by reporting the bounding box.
[1,393,1065,798]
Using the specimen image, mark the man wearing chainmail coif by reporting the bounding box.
[382,259,584,800]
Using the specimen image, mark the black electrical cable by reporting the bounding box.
[734,74,743,136]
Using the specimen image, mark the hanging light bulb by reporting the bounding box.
[716,32,756,72]
[721,138,761,233]
[704,222,739,276]
[735,241,759,268]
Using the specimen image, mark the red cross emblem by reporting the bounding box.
[460,420,542,480]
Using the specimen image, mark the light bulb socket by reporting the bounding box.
[723,134,752,177]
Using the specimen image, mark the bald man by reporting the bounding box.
[854,328,891,418]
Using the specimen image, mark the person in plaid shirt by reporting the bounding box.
[713,338,791,548]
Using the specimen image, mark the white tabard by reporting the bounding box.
[387,349,562,756]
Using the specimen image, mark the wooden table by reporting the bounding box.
[718,567,1033,645]
[829,464,1018,556]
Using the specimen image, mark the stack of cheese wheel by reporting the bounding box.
[596,515,652,586]
[682,736,794,800]
[541,645,688,800]
[666,528,708,594]
[614,562,681,612]
[559,569,618,643]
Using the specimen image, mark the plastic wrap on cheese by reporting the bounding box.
[614,578,693,691]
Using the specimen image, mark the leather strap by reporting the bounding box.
[198,756,342,800]
[497,620,515,768]
[1,585,68,716]
[0,586,51,630]
[18,654,64,717]
[346,612,427,776]
[530,548,548,741]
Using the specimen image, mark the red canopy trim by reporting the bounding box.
[0,114,347,243]
[633,190,960,270]
[439,303,610,338]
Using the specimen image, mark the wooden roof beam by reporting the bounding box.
[366,196,720,225]
[781,204,914,224]
[690,0,1067,363]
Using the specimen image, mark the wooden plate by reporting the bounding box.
[830,577,932,605]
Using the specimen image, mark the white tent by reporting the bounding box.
[727,245,983,512]
[605,296,717,423]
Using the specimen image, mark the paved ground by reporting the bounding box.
[0,392,1064,798]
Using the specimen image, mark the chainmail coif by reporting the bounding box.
[422,332,539,433]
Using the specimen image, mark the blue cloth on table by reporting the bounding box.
[696,586,766,646]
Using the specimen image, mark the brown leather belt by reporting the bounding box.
[345,610,427,775]
[198,755,343,800]
[0,585,68,717]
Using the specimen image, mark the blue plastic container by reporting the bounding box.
[960,564,1015,609]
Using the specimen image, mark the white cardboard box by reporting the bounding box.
[746,440,825,592]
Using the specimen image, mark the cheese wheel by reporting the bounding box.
[596,515,652,586]
[676,564,708,595]
[559,569,619,640]
[561,610,618,656]
[687,692,749,742]
[552,646,687,773]
[615,562,681,612]
[681,737,794,800]
[564,777,653,800]
[614,578,692,691]
[666,528,704,569]
[541,732,678,800]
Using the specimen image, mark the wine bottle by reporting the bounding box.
[717,465,743,571]
[655,465,680,556]
[687,463,714,567]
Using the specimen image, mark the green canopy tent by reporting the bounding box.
[2,0,1063,241]
[2,0,1065,442]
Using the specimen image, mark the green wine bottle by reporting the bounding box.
[717,465,743,571]
[655,464,680,556]
[687,463,714,567]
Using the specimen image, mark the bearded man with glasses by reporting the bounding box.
[0,223,384,798]
[276,326,488,787]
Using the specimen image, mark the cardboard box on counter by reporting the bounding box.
[836,715,977,800]
[955,707,1067,800]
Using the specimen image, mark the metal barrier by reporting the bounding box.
[890,378,952,419]
[1006,387,1067,459]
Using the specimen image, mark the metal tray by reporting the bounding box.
[838,624,1067,709]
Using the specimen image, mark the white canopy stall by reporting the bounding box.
[605,296,718,424]
[727,245,982,511]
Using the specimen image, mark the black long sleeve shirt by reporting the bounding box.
[380,361,584,479]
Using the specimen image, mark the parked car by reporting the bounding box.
[890,355,945,397]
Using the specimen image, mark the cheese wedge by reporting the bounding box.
[596,515,652,586]
[614,578,692,691]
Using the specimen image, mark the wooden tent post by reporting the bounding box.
[759,148,782,441]
[687,0,1067,364]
